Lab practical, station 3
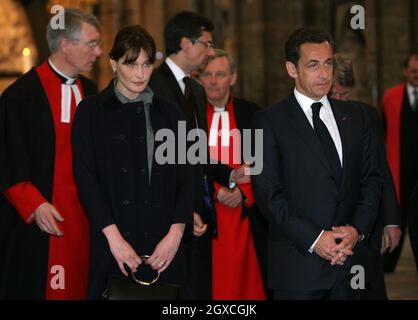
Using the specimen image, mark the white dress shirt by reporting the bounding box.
[165,57,188,94]
[406,83,418,106]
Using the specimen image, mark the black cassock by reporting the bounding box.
[0,65,97,299]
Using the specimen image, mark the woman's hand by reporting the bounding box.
[102,224,142,276]
[147,223,185,273]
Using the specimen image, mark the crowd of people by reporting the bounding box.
[1,7,417,300]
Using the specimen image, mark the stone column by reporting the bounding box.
[229,0,266,106]
[143,0,166,62]
[167,0,196,19]
[262,0,305,106]
[122,0,142,26]
[97,0,120,89]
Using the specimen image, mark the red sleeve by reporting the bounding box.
[2,181,47,223]
[239,183,255,208]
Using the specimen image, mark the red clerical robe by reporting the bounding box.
[382,83,405,202]
[2,62,90,299]
[207,98,265,300]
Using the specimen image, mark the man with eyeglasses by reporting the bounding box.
[0,8,102,299]
[149,11,250,299]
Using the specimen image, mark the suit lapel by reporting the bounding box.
[287,94,334,177]
[159,62,187,109]
[190,78,208,132]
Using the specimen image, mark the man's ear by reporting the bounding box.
[230,71,238,87]
[60,38,71,53]
[180,37,191,51]
[286,61,298,79]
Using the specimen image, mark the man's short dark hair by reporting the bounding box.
[404,53,418,69]
[164,11,214,56]
[285,27,334,66]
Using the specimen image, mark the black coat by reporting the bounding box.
[0,67,97,299]
[252,94,382,291]
[349,101,400,299]
[71,81,193,299]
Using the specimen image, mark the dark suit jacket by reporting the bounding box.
[72,81,193,299]
[352,101,400,252]
[252,93,382,291]
[350,101,400,299]
[149,62,232,221]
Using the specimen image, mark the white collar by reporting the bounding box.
[407,83,418,94]
[165,57,188,83]
[48,58,77,84]
[208,99,227,112]
[293,88,330,113]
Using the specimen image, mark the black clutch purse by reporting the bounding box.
[103,255,180,300]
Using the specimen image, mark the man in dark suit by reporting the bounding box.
[252,27,382,300]
[330,53,401,299]
[149,11,249,299]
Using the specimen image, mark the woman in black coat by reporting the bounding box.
[71,25,193,299]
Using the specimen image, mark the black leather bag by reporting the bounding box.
[103,256,180,300]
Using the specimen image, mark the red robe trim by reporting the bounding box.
[382,83,405,203]
[3,181,46,223]
[34,62,90,299]
[207,97,265,300]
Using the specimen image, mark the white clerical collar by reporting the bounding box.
[406,83,417,92]
[166,57,188,83]
[294,88,331,113]
[48,58,77,84]
[406,83,418,103]
[208,99,226,112]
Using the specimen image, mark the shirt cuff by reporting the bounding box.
[309,229,324,253]
[2,181,47,224]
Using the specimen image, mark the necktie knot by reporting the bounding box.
[311,102,323,117]
[183,76,191,88]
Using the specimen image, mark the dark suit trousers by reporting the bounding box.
[274,268,360,300]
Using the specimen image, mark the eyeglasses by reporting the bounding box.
[70,38,102,50]
[200,71,228,80]
[191,39,214,49]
